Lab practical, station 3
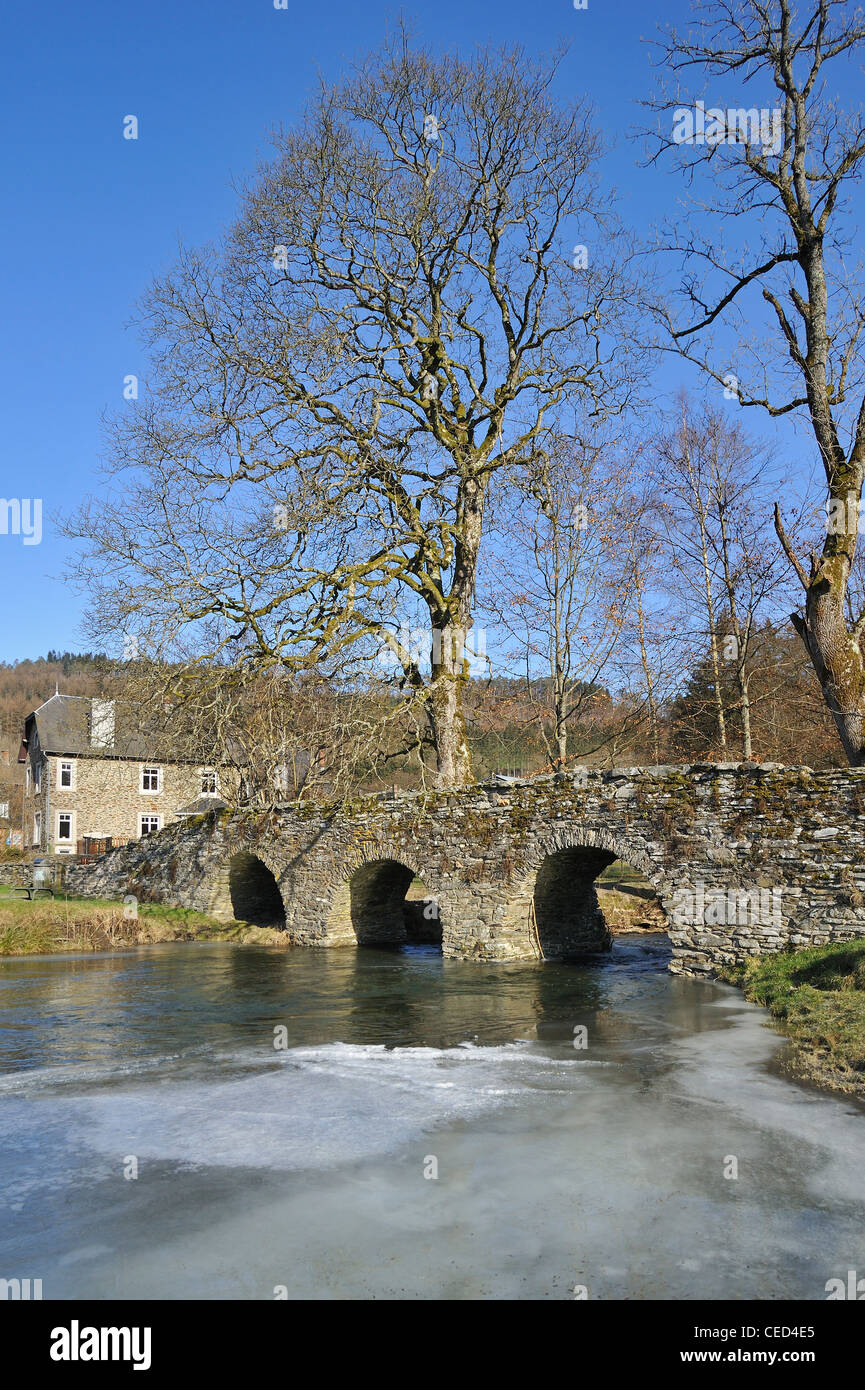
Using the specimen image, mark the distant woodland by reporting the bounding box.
[0,632,845,833]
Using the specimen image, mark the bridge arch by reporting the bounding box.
[208,846,288,927]
[322,844,444,948]
[506,829,671,961]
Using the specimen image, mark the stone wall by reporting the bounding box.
[0,856,67,887]
[0,862,29,886]
[64,763,865,975]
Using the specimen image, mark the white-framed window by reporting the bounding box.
[59,760,74,790]
[33,812,41,847]
[140,814,161,837]
[200,768,218,795]
[25,764,31,794]
[56,812,73,842]
[141,766,162,793]
[34,762,41,793]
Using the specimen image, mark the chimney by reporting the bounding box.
[90,698,115,749]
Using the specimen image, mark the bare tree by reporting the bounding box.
[112,652,425,806]
[484,430,637,767]
[66,30,640,788]
[656,401,732,752]
[654,398,790,759]
[614,474,685,765]
[646,0,865,764]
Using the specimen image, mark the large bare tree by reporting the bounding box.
[647,0,865,764]
[67,30,639,788]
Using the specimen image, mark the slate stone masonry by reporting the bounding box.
[63,762,865,975]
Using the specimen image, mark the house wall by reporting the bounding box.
[21,753,240,854]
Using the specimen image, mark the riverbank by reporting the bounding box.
[0,886,665,958]
[0,894,285,955]
[596,882,666,933]
[721,941,865,1100]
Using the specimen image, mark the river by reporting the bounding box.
[1,934,863,1300]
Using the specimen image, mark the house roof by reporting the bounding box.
[19,690,254,768]
[19,694,221,763]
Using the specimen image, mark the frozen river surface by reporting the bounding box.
[1,935,863,1299]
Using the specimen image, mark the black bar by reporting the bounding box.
[5,1298,860,1376]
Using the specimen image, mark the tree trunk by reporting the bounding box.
[634,568,659,762]
[716,502,750,760]
[739,672,752,760]
[793,564,865,765]
[776,491,865,766]
[699,532,727,751]
[423,477,483,788]
[556,721,568,767]
[426,626,473,788]
[785,246,865,764]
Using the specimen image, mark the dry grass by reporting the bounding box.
[0,893,288,955]
[597,884,667,933]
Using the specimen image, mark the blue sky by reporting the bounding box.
[0,0,852,662]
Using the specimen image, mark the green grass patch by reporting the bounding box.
[720,940,865,1096]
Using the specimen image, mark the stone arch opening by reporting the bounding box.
[228,851,286,927]
[533,847,615,959]
[328,858,442,949]
[402,875,443,948]
[532,843,668,960]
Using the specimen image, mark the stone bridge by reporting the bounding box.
[66,763,865,975]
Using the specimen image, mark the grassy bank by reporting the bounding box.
[720,941,865,1099]
[0,893,287,956]
[596,883,666,933]
[596,863,666,933]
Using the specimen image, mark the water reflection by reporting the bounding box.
[0,933,741,1081]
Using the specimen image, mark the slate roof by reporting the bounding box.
[21,694,195,762]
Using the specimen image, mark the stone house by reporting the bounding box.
[18,693,239,856]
